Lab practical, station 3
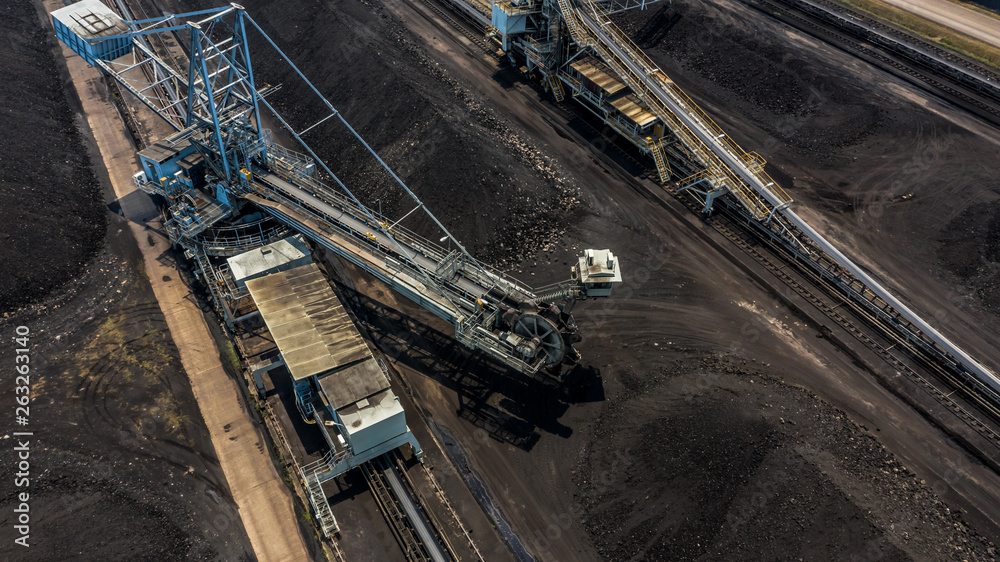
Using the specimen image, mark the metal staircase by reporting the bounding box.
[556,0,790,221]
[549,73,566,101]
[302,459,339,536]
[53,0,624,385]
[650,137,670,182]
[557,0,586,39]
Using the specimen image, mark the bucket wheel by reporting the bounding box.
[512,313,566,366]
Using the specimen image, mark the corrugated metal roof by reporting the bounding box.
[52,0,130,40]
[610,94,658,127]
[569,57,625,95]
[318,359,390,411]
[246,264,374,381]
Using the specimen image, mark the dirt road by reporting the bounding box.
[0,1,256,559]
[40,0,313,558]
[873,0,1000,48]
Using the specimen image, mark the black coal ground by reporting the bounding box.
[613,0,1000,344]
[0,1,106,315]
[0,220,255,560]
[0,1,253,559]
[221,0,584,268]
[4,0,1000,559]
[578,357,986,560]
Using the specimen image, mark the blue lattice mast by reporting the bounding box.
[51,0,623,375]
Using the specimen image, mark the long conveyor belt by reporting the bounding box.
[244,167,547,373]
[248,172,466,322]
[563,0,999,389]
[379,457,449,562]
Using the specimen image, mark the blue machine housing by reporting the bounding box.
[137,135,203,192]
[52,0,132,66]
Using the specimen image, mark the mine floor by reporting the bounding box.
[4,0,1000,559]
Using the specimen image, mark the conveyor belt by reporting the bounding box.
[245,169,549,374]
[380,458,449,562]
[566,0,999,389]
[251,171,535,313]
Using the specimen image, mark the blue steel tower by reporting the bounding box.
[50,0,623,377]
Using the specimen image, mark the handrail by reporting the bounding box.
[558,0,791,220]
[558,0,997,385]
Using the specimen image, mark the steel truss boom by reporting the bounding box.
[51,1,622,375]
[485,0,995,391]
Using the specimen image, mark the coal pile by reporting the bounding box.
[16,0,994,559]
[162,0,581,268]
[939,200,1000,314]
[0,0,106,314]
[612,1,891,162]
[0,1,254,558]
[0,224,254,561]
[577,356,995,560]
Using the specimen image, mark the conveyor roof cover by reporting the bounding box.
[610,94,658,128]
[246,263,374,381]
[570,57,626,96]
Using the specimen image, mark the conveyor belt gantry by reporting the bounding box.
[51,0,623,375]
[488,0,1000,393]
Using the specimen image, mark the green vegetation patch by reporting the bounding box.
[838,0,1000,70]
